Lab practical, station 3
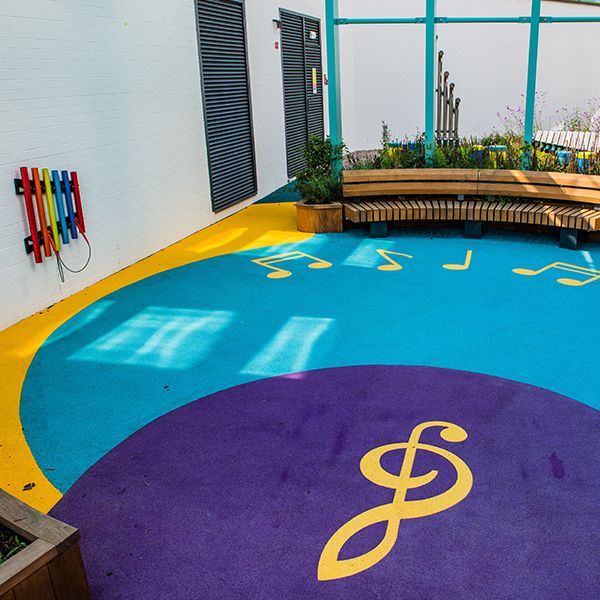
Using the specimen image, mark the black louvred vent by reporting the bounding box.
[280,11,324,178]
[197,0,257,212]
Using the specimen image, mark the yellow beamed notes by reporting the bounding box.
[252,251,332,279]
[318,421,473,581]
[513,262,600,287]
[443,250,473,271]
[376,249,414,271]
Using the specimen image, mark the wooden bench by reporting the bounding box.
[342,169,600,249]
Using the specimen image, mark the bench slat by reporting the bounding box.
[343,168,600,190]
[476,182,599,204]
[344,181,480,198]
[477,169,600,190]
[342,168,479,183]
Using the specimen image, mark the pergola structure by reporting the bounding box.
[325,0,600,170]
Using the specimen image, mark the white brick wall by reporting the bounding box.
[0,0,326,330]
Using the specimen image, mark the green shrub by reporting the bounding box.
[294,135,344,204]
[296,173,342,204]
[345,122,600,176]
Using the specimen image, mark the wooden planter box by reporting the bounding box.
[296,200,343,233]
[0,490,90,600]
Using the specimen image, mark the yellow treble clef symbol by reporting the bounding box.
[318,421,473,581]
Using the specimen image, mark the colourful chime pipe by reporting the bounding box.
[61,170,77,240]
[31,168,52,258]
[20,167,43,263]
[70,171,85,233]
[42,168,60,250]
[52,170,69,244]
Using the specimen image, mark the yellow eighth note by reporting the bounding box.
[252,251,332,279]
[318,421,473,581]
[512,262,600,287]
[443,250,473,271]
[376,249,414,271]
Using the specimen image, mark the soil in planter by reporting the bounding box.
[0,523,29,564]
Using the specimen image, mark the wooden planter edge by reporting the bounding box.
[0,489,90,599]
[296,200,344,233]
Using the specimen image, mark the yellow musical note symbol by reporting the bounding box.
[252,251,332,279]
[376,249,414,271]
[318,421,472,581]
[443,250,473,271]
[513,262,600,287]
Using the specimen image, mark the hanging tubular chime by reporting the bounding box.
[15,167,87,264]
[436,51,461,147]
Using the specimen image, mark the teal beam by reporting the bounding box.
[541,16,600,22]
[325,0,343,176]
[335,16,600,25]
[425,0,436,163]
[336,18,425,24]
[441,17,528,23]
[444,16,600,23]
[523,0,542,170]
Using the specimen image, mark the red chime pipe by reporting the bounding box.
[32,168,52,258]
[70,171,85,233]
[20,167,43,263]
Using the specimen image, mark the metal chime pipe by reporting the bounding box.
[447,83,455,146]
[436,51,443,140]
[442,71,449,145]
[454,98,461,145]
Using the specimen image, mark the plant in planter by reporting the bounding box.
[0,524,29,565]
[295,135,345,233]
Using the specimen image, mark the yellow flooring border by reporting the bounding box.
[0,203,310,513]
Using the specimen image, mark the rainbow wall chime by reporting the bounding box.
[15,167,86,264]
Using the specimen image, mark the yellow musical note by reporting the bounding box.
[252,251,332,279]
[318,421,472,581]
[376,249,414,271]
[443,250,473,271]
[513,262,600,287]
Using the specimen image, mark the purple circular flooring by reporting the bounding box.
[51,366,600,599]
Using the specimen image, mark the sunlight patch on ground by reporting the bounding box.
[342,239,397,268]
[70,307,234,370]
[241,316,333,377]
[44,301,115,346]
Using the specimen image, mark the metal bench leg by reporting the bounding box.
[370,222,388,238]
[464,220,482,239]
[559,228,579,250]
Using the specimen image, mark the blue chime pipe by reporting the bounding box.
[62,170,78,240]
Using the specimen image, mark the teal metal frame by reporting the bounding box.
[325,0,600,170]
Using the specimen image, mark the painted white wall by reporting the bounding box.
[340,0,600,149]
[0,0,326,329]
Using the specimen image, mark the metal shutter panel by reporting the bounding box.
[304,18,324,140]
[197,0,257,212]
[280,11,325,178]
[281,11,308,178]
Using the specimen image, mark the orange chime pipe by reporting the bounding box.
[31,168,52,257]
[20,167,43,263]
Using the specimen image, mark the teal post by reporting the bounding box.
[523,0,541,170]
[425,0,436,163]
[325,0,343,176]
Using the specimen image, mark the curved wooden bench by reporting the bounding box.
[342,169,600,249]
